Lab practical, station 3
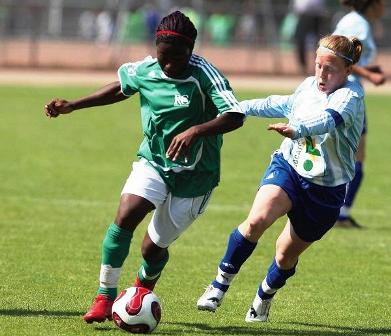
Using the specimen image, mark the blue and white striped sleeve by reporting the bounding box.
[240,95,293,118]
[327,87,362,128]
[289,109,344,140]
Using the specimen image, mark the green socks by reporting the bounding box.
[97,223,133,299]
[137,252,169,285]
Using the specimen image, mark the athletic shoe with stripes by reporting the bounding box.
[197,285,225,312]
[245,295,273,322]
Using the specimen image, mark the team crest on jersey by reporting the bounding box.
[126,65,136,76]
[174,94,190,106]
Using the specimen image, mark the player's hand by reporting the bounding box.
[368,72,386,86]
[44,98,74,118]
[166,127,198,163]
[365,65,382,74]
[267,123,295,138]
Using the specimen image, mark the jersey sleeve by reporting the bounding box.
[290,85,363,139]
[326,86,362,128]
[117,62,141,96]
[289,110,338,139]
[197,60,242,115]
[240,95,293,118]
[288,81,363,140]
[287,77,350,139]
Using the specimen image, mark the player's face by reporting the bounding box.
[156,42,191,78]
[315,51,351,94]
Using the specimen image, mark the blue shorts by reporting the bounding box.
[260,154,347,242]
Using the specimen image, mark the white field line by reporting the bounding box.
[1,195,387,216]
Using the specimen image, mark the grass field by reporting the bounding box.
[1,85,390,336]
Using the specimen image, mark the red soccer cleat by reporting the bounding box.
[83,294,114,324]
[133,275,157,291]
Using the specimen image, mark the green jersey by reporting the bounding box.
[118,54,242,197]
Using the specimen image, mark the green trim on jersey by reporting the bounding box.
[118,54,242,197]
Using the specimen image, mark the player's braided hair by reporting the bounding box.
[156,11,197,49]
[340,0,380,13]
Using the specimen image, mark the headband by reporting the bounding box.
[156,30,194,44]
[318,46,353,63]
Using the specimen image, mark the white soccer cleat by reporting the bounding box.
[245,295,273,322]
[197,285,225,312]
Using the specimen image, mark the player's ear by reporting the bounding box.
[346,64,353,76]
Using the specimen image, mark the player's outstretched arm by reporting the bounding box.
[166,112,244,162]
[44,81,128,118]
[352,65,386,86]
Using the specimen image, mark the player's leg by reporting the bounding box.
[197,185,292,312]
[245,220,311,322]
[133,190,213,290]
[337,134,366,228]
[84,195,154,323]
[247,180,346,322]
[133,233,169,290]
[84,160,167,323]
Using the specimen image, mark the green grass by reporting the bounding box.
[0,85,390,336]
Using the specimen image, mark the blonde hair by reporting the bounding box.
[318,35,363,65]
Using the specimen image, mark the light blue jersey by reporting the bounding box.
[334,11,376,82]
[241,77,365,186]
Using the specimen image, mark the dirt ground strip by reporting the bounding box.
[0,68,390,94]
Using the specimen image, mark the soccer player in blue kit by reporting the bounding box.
[44,11,244,324]
[197,34,365,322]
[333,0,386,228]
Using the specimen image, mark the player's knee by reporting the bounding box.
[115,209,137,230]
[115,196,153,230]
[275,251,298,270]
[245,214,271,236]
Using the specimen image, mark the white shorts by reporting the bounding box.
[121,159,213,248]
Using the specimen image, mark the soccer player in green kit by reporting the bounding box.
[44,11,244,324]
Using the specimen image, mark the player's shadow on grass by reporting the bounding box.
[162,321,391,335]
[0,308,84,318]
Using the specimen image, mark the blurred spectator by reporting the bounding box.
[206,13,235,46]
[119,4,161,43]
[181,7,202,33]
[144,5,160,41]
[279,9,298,50]
[0,6,7,34]
[293,0,326,74]
[235,1,257,44]
[78,10,95,40]
[119,7,146,42]
[95,10,113,43]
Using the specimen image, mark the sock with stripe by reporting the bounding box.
[136,251,169,288]
[212,228,257,292]
[97,223,133,300]
[257,258,296,300]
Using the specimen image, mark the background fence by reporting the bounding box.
[0,0,390,75]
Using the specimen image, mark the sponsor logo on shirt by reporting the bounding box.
[174,94,190,106]
[127,65,136,76]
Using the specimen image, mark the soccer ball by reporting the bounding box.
[112,287,161,333]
